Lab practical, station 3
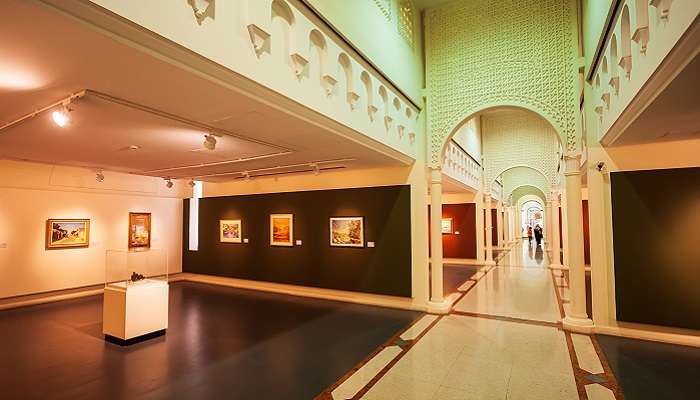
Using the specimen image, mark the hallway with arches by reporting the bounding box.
[358,241,619,400]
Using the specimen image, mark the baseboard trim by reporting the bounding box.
[0,273,186,311]
[179,273,428,313]
[443,258,483,266]
[595,323,700,348]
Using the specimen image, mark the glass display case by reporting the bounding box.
[103,248,169,344]
[105,248,168,286]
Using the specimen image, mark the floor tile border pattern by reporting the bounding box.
[317,262,498,399]
[314,312,432,400]
[552,269,625,400]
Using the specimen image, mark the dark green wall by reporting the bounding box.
[183,185,412,297]
[611,167,700,330]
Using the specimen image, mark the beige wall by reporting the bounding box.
[0,161,188,298]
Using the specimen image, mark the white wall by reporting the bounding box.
[0,160,188,298]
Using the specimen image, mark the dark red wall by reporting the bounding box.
[583,200,590,265]
[428,203,477,259]
[491,209,498,245]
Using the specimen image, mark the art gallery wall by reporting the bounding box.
[611,167,700,330]
[0,160,188,299]
[183,185,412,297]
[202,164,431,305]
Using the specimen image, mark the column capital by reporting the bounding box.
[564,154,582,176]
[430,167,442,183]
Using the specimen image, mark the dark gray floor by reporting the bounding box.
[0,281,421,400]
[597,334,700,400]
[443,264,479,295]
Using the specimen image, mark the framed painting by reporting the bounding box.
[220,219,242,243]
[128,212,151,249]
[441,218,453,234]
[46,219,90,249]
[270,214,294,246]
[330,217,364,247]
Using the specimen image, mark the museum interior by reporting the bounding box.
[0,0,698,399]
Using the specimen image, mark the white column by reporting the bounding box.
[545,200,552,251]
[429,167,449,313]
[562,155,593,332]
[475,192,485,262]
[484,194,496,265]
[549,194,563,268]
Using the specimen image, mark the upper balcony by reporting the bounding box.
[441,139,481,192]
[588,0,700,145]
[45,0,420,161]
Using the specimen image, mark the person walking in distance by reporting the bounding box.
[527,226,533,245]
[534,224,543,247]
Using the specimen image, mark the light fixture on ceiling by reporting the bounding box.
[165,178,173,189]
[203,133,217,151]
[310,163,320,176]
[243,171,251,182]
[51,101,72,128]
[95,170,105,182]
[188,179,196,187]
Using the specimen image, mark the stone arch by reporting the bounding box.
[443,107,562,194]
[620,6,632,77]
[360,71,375,120]
[309,29,328,84]
[610,34,619,79]
[270,0,295,68]
[496,165,552,201]
[337,53,354,106]
[512,185,548,204]
[437,103,564,169]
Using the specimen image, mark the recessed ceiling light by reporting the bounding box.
[128,145,140,150]
[95,171,105,182]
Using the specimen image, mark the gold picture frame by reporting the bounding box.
[46,219,90,249]
[128,212,152,249]
[270,214,294,246]
[220,220,242,243]
[330,217,365,247]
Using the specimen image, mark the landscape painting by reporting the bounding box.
[128,212,151,249]
[330,217,364,247]
[46,219,90,249]
[270,214,293,246]
[441,218,453,234]
[220,219,242,243]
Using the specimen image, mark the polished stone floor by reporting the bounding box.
[356,241,583,400]
[0,282,420,400]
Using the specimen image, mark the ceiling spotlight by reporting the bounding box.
[51,103,71,127]
[95,170,105,182]
[165,178,173,189]
[203,134,217,151]
[188,179,196,187]
[243,171,251,182]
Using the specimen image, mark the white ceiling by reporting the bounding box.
[0,0,406,181]
[608,52,700,145]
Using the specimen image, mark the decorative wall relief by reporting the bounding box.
[425,0,581,164]
[188,0,215,24]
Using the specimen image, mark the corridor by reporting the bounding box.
[326,242,621,400]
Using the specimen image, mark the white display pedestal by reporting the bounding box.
[103,279,169,345]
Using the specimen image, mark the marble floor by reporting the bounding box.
[329,241,621,400]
